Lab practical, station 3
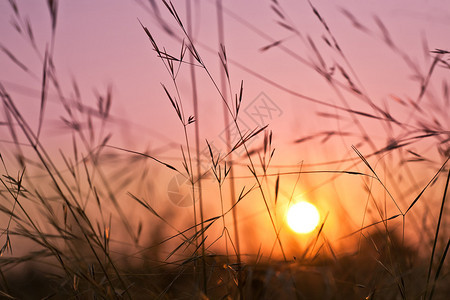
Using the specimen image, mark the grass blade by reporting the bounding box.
[425,168,450,299]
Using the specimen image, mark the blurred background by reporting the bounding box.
[0,0,449,298]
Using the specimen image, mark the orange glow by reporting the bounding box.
[287,201,320,234]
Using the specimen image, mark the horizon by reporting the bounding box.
[0,1,449,298]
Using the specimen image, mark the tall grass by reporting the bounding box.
[0,0,449,299]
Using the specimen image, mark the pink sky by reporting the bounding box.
[0,0,449,255]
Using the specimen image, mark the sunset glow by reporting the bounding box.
[287,201,320,234]
[0,0,448,297]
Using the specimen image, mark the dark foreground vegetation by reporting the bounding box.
[0,0,449,299]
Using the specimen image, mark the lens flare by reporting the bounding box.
[287,201,320,234]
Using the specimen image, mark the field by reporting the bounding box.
[0,0,449,299]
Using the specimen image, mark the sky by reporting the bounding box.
[0,0,449,256]
[1,0,448,145]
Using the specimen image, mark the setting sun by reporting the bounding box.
[287,201,320,234]
[1,0,447,298]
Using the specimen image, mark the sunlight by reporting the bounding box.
[287,201,320,234]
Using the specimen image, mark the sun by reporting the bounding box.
[286,201,320,234]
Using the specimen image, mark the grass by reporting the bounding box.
[0,0,449,299]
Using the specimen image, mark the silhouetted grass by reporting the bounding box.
[0,0,449,299]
